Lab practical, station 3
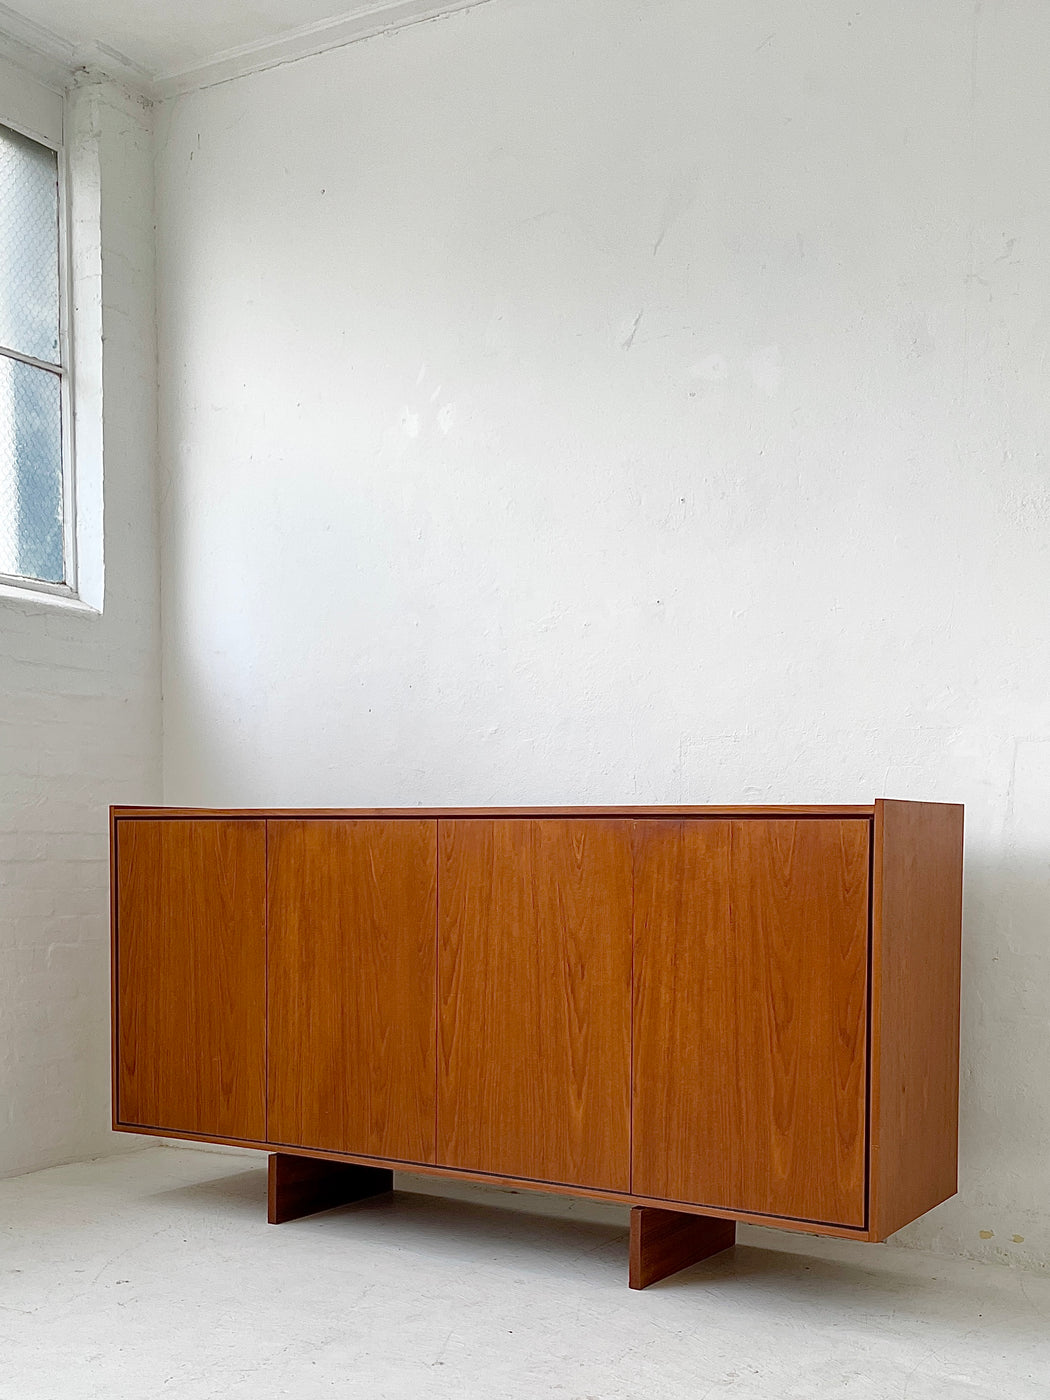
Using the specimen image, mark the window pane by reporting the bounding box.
[0,125,60,364]
[0,356,64,583]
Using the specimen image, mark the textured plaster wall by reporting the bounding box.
[0,74,160,1177]
[156,0,1050,1267]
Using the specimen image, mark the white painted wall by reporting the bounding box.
[0,71,160,1176]
[156,0,1050,1268]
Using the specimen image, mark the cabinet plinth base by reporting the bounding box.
[267,1152,393,1224]
[629,1205,736,1289]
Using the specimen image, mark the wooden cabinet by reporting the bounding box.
[114,818,266,1141]
[111,802,963,1288]
[267,819,437,1163]
[438,819,632,1190]
[633,818,869,1226]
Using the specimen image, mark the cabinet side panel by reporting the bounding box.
[871,801,964,1238]
[438,819,632,1191]
[115,819,266,1140]
[267,820,437,1163]
[634,819,869,1227]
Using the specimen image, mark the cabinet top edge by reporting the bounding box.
[111,804,882,820]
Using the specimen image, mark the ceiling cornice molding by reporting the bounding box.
[0,1,76,91]
[0,3,152,97]
[72,40,154,97]
[152,0,494,100]
[1,0,493,105]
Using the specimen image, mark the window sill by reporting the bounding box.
[0,578,100,615]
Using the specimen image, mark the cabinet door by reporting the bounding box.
[115,818,266,1140]
[267,820,437,1163]
[633,819,869,1227]
[438,819,632,1191]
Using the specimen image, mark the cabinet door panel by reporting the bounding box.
[116,819,266,1140]
[438,819,632,1191]
[267,819,437,1162]
[633,819,869,1226]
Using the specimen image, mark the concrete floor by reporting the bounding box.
[1,1148,1049,1399]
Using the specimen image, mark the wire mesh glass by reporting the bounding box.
[0,124,60,365]
[0,356,64,583]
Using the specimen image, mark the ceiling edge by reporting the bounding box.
[151,0,494,100]
[1,0,494,108]
[0,2,153,97]
[73,40,154,95]
[0,1,76,91]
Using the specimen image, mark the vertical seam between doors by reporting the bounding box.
[629,820,636,1196]
[434,819,440,1166]
[863,816,875,1233]
[263,819,269,1146]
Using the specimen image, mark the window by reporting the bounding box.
[0,120,71,595]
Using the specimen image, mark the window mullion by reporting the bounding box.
[0,344,63,375]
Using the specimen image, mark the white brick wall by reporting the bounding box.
[0,76,160,1179]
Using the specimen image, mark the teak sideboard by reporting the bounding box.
[110,802,963,1289]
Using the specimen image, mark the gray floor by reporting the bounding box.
[2,1147,1049,1399]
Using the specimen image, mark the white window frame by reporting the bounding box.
[0,113,77,601]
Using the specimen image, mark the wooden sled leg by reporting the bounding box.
[629,1206,736,1289]
[267,1153,394,1225]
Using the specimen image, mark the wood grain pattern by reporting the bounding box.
[115,818,266,1140]
[633,818,870,1227]
[629,1207,736,1289]
[438,819,632,1190]
[267,819,437,1162]
[114,805,876,820]
[870,800,964,1239]
[267,1153,392,1224]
